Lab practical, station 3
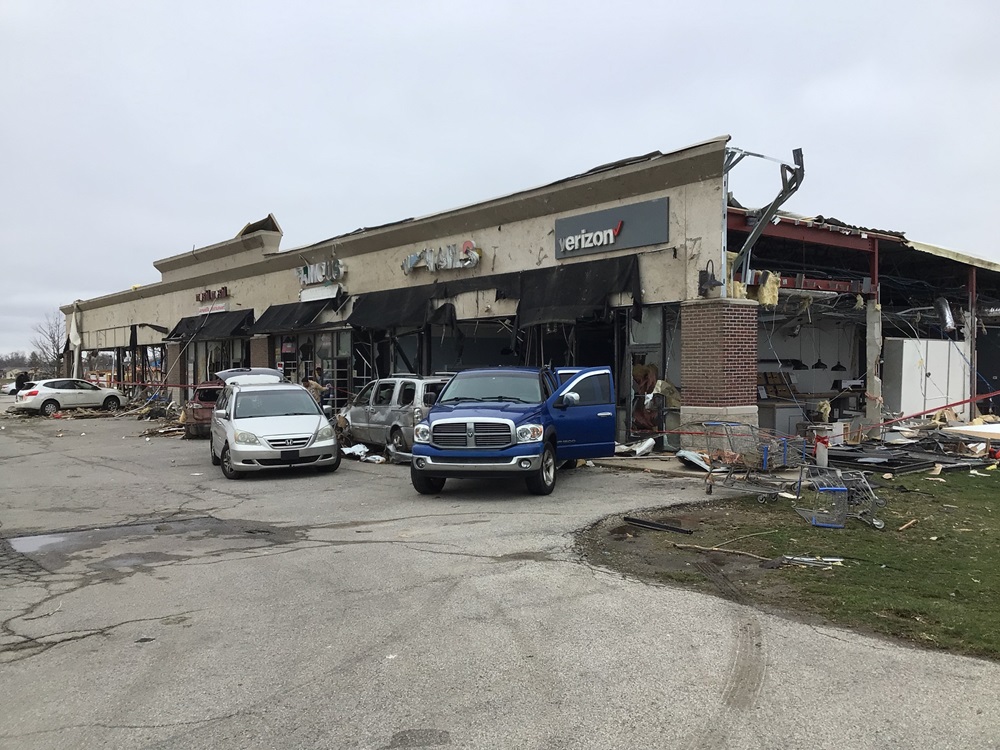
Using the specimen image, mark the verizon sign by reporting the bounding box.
[554,197,669,260]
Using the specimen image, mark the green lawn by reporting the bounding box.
[695,468,999,658]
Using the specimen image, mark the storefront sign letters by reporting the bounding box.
[298,258,347,287]
[198,301,229,315]
[401,240,481,275]
[559,222,623,254]
[195,286,229,302]
[554,197,669,259]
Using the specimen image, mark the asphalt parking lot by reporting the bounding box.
[2,398,999,749]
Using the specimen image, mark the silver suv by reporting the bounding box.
[340,374,451,453]
[209,368,341,479]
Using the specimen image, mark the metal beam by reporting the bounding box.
[730,148,805,280]
[727,210,881,253]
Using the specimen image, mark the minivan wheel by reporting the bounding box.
[210,438,221,465]
[526,442,557,495]
[221,444,242,480]
[390,428,408,453]
[411,465,445,495]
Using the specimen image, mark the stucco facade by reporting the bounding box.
[62,136,761,439]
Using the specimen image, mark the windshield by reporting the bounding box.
[234,389,320,419]
[437,371,542,404]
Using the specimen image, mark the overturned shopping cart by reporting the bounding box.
[692,421,810,502]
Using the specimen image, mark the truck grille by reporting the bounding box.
[432,421,513,448]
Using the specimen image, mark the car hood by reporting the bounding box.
[427,402,542,422]
[232,414,326,436]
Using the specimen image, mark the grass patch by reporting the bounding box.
[577,469,1000,659]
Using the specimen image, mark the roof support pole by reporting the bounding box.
[968,266,978,416]
[863,239,883,436]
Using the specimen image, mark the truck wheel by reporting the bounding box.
[526,443,557,495]
[411,465,445,495]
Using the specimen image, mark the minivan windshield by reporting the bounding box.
[234,389,320,419]
[437,371,542,404]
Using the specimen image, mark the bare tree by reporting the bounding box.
[30,311,65,377]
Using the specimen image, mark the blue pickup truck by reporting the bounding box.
[410,366,616,495]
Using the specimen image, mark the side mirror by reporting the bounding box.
[558,392,581,409]
[214,409,229,419]
[323,405,333,417]
[423,392,437,406]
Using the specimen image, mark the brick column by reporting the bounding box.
[249,336,271,368]
[680,298,759,430]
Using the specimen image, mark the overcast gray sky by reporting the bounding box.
[1,0,997,355]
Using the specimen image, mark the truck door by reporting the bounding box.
[550,367,616,459]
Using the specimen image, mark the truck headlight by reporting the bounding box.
[315,425,334,441]
[235,430,260,445]
[414,423,431,443]
[516,424,544,443]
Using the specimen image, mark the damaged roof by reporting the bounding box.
[291,136,732,253]
[731,195,1000,275]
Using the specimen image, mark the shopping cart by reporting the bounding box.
[790,466,886,529]
[695,422,810,502]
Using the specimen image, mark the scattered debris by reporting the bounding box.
[615,438,656,457]
[781,555,844,568]
[139,425,185,438]
[672,542,769,561]
[341,444,369,458]
[623,516,694,535]
[898,519,918,532]
[676,450,711,472]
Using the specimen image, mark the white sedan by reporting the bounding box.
[11,378,127,416]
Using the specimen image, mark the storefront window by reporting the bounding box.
[272,331,352,408]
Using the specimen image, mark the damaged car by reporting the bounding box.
[340,374,450,453]
[182,378,224,438]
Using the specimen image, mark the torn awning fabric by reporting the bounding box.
[164,310,254,341]
[346,285,438,329]
[248,300,330,335]
[516,255,642,327]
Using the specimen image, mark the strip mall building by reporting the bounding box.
[61,136,1000,444]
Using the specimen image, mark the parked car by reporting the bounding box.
[340,374,451,453]
[182,379,225,438]
[3,381,34,396]
[209,368,341,479]
[410,366,616,495]
[11,378,126,416]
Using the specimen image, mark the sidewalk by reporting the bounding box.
[591,454,707,478]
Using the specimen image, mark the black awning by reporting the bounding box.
[516,255,643,327]
[248,300,330,335]
[165,310,255,341]
[346,285,437,330]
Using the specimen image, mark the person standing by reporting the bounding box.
[314,366,332,404]
[302,376,324,404]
